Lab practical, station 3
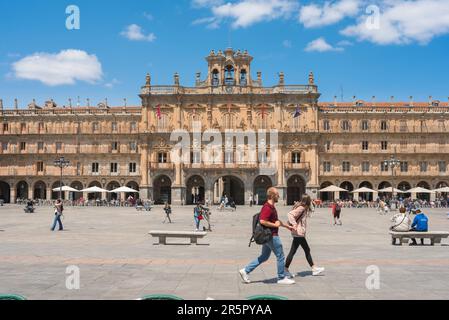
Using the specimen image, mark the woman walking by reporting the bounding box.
[51,199,64,231]
[163,202,172,223]
[331,200,343,225]
[284,195,324,278]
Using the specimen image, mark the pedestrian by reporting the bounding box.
[249,194,253,207]
[285,195,325,278]
[331,200,342,225]
[51,199,64,231]
[255,193,259,206]
[163,202,172,223]
[239,187,296,285]
[409,209,428,245]
[194,203,203,231]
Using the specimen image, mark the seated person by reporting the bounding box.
[390,207,411,232]
[410,209,428,245]
[25,199,34,212]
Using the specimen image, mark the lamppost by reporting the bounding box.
[54,156,70,200]
[383,155,400,204]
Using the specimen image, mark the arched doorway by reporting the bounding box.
[34,181,46,200]
[358,181,374,201]
[106,181,120,201]
[16,181,29,200]
[339,181,354,200]
[153,175,172,204]
[417,181,431,201]
[253,176,273,205]
[0,181,11,203]
[87,181,101,200]
[398,181,411,199]
[51,181,65,200]
[436,181,449,199]
[378,181,391,200]
[186,175,205,205]
[213,176,244,205]
[287,175,306,205]
[319,181,333,201]
[70,181,83,201]
[126,181,140,200]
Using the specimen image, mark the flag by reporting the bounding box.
[293,105,302,118]
[156,105,161,120]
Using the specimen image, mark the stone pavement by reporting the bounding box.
[1,204,449,300]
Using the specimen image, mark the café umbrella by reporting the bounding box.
[52,186,80,192]
[110,186,139,193]
[80,186,108,193]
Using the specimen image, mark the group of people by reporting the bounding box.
[218,194,236,211]
[194,203,212,231]
[390,207,429,245]
[239,187,325,285]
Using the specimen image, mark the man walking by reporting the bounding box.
[239,187,295,285]
[51,199,64,231]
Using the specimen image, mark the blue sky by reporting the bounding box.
[1,0,448,108]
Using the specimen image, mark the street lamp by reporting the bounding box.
[54,156,70,200]
[383,155,400,204]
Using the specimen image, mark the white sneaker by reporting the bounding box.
[284,268,295,279]
[277,277,295,285]
[312,267,325,276]
[239,269,251,284]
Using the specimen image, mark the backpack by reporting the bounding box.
[248,213,273,247]
[335,203,341,212]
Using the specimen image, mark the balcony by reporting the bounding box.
[284,162,310,170]
[150,162,174,170]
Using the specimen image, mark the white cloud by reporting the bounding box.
[283,40,292,48]
[104,78,120,89]
[12,49,103,86]
[305,37,344,52]
[192,0,224,8]
[299,0,361,28]
[194,0,299,29]
[341,0,449,45]
[120,24,156,42]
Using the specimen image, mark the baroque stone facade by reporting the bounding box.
[0,48,448,205]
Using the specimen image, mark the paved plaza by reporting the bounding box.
[1,204,449,300]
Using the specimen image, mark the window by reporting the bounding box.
[2,142,8,151]
[240,69,247,86]
[400,141,407,150]
[341,120,350,131]
[92,163,99,174]
[212,69,219,87]
[37,161,44,173]
[224,65,235,85]
[129,141,137,152]
[92,122,99,132]
[399,120,407,132]
[420,120,427,132]
[110,163,118,173]
[342,161,351,172]
[20,142,26,151]
[362,141,369,151]
[225,151,234,164]
[3,123,9,132]
[112,122,118,132]
[361,120,369,131]
[21,123,26,132]
[381,161,389,172]
[419,161,428,172]
[323,161,331,172]
[381,141,388,150]
[225,113,235,129]
[129,162,137,173]
[362,161,370,172]
[112,141,119,151]
[130,122,137,132]
[38,142,44,151]
[400,161,408,172]
[325,141,331,151]
[191,151,201,164]
[292,152,301,163]
[158,152,168,163]
[438,161,446,173]
[56,142,62,151]
[323,120,330,131]
[380,121,387,131]
[76,162,81,176]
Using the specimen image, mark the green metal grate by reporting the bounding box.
[0,294,27,300]
[246,295,288,300]
[139,294,184,300]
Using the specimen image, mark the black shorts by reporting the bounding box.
[334,210,341,219]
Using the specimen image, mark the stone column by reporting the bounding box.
[172,164,184,205]
[140,143,150,199]
[10,187,16,204]
[46,187,52,201]
[28,184,33,200]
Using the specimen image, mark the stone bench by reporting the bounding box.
[390,231,449,246]
[149,230,207,245]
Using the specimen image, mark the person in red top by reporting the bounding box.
[239,187,296,285]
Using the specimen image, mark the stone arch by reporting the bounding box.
[417,181,431,201]
[186,175,205,205]
[87,181,102,200]
[153,175,172,204]
[319,181,333,201]
[358,181,374,201]
[213,175,245,205]
[398,181,412,198]
[16,181,29,200]
[287,175,306,205]
[253,175,273,205]
[51,181,65,200]
[0,181,11,203]
[339,181,354,200]
[70,181,84,201]
[106,181,121,201]
[126,181,140,199]
[33,181,46,200]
